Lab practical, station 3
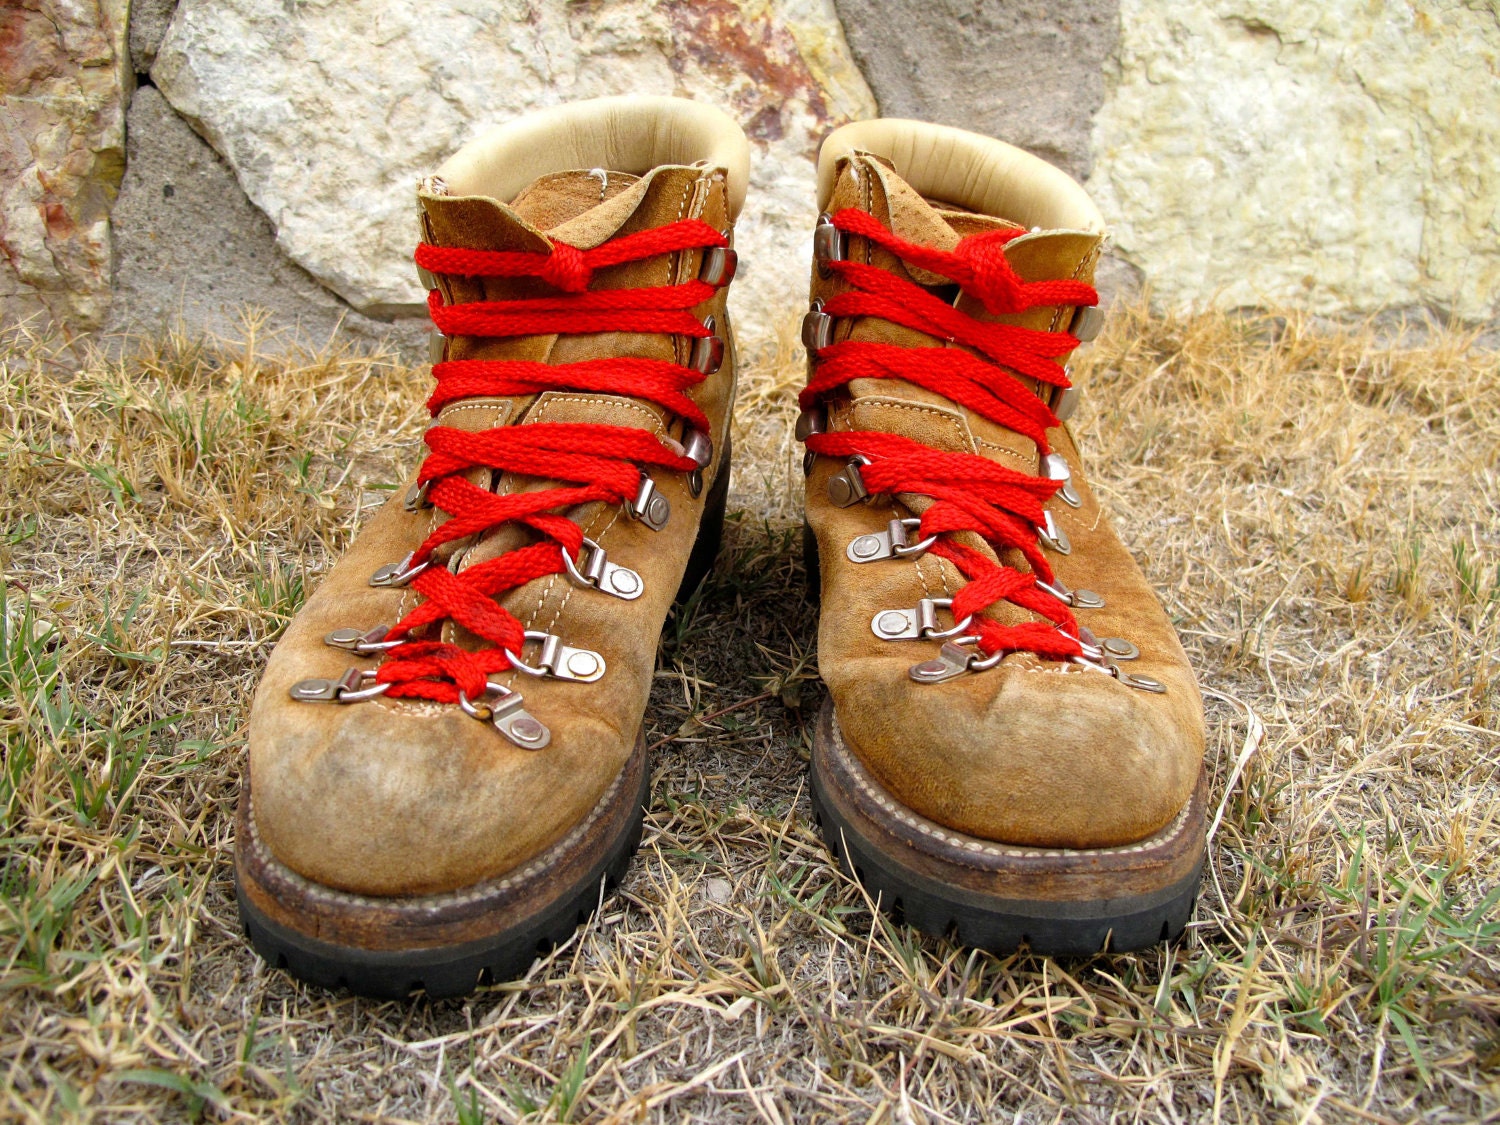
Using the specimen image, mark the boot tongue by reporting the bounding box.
[417,164,706,424]
[509,169,641,233]
[413,165,710,578]
[828,153,1102,595]
[837,153,1101,468]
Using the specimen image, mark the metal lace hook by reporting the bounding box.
[503,631,607,683]
[289,667,393,703]
[457,683,552,748]
[561,537,643,600]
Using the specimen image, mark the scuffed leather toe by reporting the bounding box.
[249,694,628,897]
[829,651,1201,850]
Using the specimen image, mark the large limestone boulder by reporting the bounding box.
[1089,0,1500,321]
[833,0,1117,181]
[151,0,876,366]
[0,0,130,333]
[108,86,427,350]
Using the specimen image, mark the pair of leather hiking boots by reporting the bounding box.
[236,97,1207,1000]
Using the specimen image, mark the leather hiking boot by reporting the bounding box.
[236,97,750,999]
[799,121,1207,955]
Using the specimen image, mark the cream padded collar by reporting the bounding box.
[817,119,1104,234]
[435,97,751,220]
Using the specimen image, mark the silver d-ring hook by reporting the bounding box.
[562,538,643,600]
[846,517,939,563]
[871,597,974,641]
[458,683,552,749]
[1071,654,1166,693]
[369,552,431,588]
[907,634,997,683]
[324,624,405,654]
[289,666,392,703]
[504,631,607,683]
[827,454,873,507]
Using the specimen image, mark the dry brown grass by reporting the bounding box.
[1,302,1497,1123]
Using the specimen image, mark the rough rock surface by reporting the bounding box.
[0,0,129,333]
[151,0,877,368]
[128,0,176,74]
[1089,0,1500,321]
[832,0,1118,180]
[108,86,426,351]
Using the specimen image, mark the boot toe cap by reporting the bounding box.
[247,692,629,897]
[830,653,1204,849]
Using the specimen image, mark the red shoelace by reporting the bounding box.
[371,219,730,703]
[801,208,1098,662]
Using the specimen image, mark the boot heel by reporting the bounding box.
[675,435,732,603]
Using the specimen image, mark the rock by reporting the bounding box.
[0,0,129,334]
[703,878,734,905]
[108,87,426,353]
[128,0,176,74]
[1088,0,1500,321]
[150,0,875,370]
[833,0,1118,180]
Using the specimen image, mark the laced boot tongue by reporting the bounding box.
[820,153,1102,633]
[840,153,1102,467]
[414,161,712,456]
[412,164,722,626]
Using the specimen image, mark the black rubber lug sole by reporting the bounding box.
[810,759,1201,958]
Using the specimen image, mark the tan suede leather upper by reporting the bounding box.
[805,137,1205,850]
[247,101,745,897]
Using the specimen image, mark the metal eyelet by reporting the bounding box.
[681,428,713,470]
[1074,624,1105,662]
[827,455,872,507]
[1038,511,1072,554]
[504,630,606,683]
[369,553,431,588]
[562,537,643,600]
[324,625,404,654]
[404,480,433,512]
[689,316,724,374]
[458,684,551,748]
[699,246,738,288]
[629,475,670,530]
[681,427,713,498]
[1072,655,1165,693]
[1037,578,1106,609]
[847,517,937,563]
[813,212,847,279]
[871,597,974,641]
[428,331,447,365]
[289,667,392,703]
[1042,452,1082,508]
[1051,371,1080,423]
[1070,304,1105,342]
[801,298,835,353]
[907,635,1000,684]
[794,405,826,442]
